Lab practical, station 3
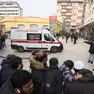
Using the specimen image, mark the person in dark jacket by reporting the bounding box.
[1,54,16,67]
[70,33,74,42]
[44,58,62,94]
[73,32,78,44]
[0,70,34,94]
[0,54,16,87]
[65,33,70,43]
[85,41,94,64]
[0,38,2,50]
[64,61,94,94]
[29,51,48,94]
[1,33,6,46]
[0,55,23,86]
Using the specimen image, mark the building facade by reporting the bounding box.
[57,0,83,31]
[0,1,23,17]
[84,0,94,26]
[79,0,94,34]
[1,16,62,33]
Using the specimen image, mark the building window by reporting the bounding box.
[73,6,78,9]
[62,6,66,9]
[79,4,83,6]
[18,24,25,29]
[30,24,38,28]
[66,10,71,13]
[78,10,82,13]
[77,23,81,25]
[72,13,77,16]
[71,19,76,22]
[77,16,82,19]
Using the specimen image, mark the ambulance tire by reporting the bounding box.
[50,47,58,53]
[18,46,24,52]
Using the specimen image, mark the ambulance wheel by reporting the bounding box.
[50,47,57,53]
[18,46,24,52]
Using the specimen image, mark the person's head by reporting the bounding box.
[6,54,16,60]
[36,51,47,62]
[74,61,84,73]
[49,58,59,67]
[64,60,74,70]
[8,56,23,69]
[10,70,33,94]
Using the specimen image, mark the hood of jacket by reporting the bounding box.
[29,56,44,70]
[78,69,94,82]
[1,59,8,67]
[0,80,14,94]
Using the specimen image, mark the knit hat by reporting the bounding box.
[74,61,84,70]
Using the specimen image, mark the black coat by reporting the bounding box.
[85,41,94,54]
[30,56,48,94]
[31,66,46,94]
[0,80,14,94]
[63,69,94,94]
[0,64,16,86]
[43,66,62,94]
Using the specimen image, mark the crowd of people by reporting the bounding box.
[0,50,94,94]
[65,32,78,44]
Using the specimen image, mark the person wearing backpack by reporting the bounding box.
[43,58,62,94]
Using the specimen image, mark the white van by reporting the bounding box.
[11,27,63,53]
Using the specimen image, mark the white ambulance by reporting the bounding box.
[11,27,63,53]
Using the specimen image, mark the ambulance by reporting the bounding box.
[11,27,63,53]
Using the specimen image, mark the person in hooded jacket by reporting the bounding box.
[1,54,16,67]
[43,58,62,94]
[0,55,23,86]
[64,61,94,94]
[29,51,48,94]
[0,54,16,87]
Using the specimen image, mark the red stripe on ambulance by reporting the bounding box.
[11,40,59,44]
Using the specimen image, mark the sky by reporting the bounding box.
[13,0,57,17]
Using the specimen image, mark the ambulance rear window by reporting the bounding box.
[27,34,41,40]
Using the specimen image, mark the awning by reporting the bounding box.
[78,21,94,29]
